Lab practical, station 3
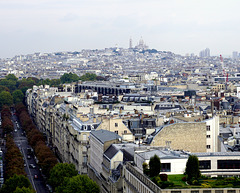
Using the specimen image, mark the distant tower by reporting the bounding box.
[199,48,210,57]
[232,51,238,59]
[129,37,133,49]
[205,48,210,57]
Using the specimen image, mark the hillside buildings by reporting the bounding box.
[21,45,240,192]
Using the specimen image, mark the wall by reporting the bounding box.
[97,118,134,142]
[151,122,206,152]
[205,116,219,152]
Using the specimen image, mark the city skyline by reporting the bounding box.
[1,0,240,58]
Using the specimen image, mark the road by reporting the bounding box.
[11,112,49,193]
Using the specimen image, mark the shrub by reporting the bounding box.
[160,174,168,181]
[149,155,161,177]
[160,181,174,189]
[182,176,187,182]
[142,162,149,176]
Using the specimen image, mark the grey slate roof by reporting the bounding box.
[138,149,189,160]
[104,143,138,161]
[104,145,121,160]
[91,129,121,144]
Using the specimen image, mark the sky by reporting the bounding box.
[0,0,240,58]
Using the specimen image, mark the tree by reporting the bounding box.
[142,162,149,176]
[5,74,18,82]
[48,163,78,190]
[0,79,17,93]
[0,85,10,93]
[50,79,61,87]
[79,73,97,81]
[149,154,161,177]
[60,73,80,84]
[185,155,201,181]
[0,91,13,108]
[12,90,24,104]
[56,175,100,193]
[14,187,35,193]
[0,174,32,193]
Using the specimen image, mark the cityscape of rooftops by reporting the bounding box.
[2,0,240,193]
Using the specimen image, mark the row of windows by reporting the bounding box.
[172,190,236,193]
[115,130,128,134]
[199,160,240,170]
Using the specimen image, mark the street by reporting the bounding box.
[11,112,49,193]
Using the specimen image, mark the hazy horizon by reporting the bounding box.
[1,0,239,58]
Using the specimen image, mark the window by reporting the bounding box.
[124,130,127,134]
[115,131,118,134]
[82,146,87,152]
[161,163,171,172]
[83,156,87,163]
[115,123,118,127]
[199,160,211,169]
[206,145,211,149]
[191,191,199,193]
[203,191,211,193]
[82,134,87,140]
[218,160,240,169]
[206,125,210,131]
[207,135,211,138]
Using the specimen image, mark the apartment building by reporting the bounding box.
[149,116,219,153]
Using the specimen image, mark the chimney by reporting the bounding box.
[211,100,214,116]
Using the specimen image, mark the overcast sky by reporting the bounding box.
[0,0,239,58]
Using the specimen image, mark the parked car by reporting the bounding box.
[29,164,36,169]
[46,184,53,192]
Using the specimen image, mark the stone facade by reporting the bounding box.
[151,122,207,152]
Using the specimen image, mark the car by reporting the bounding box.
[46,184,53,193]
[27,155,31,159]
[34,175,38,179]
[14,129,17,132]
[24,163,26,167]
[29,164,36,169]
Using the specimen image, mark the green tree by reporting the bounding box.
[0,91,13,108]
[18,78,35,93]
[5,74,18,82]
[14,187,35,193]
[0,79,17,92]
[142,162,149,176]
[80,73,97,81]
[12,90,24,104]
[60,73,80,83]
[50,79,61,87]
[185,155,201,181]
[48,163,78,190]
[56,175,100,193]
[149,154,161,177]
[0,85,10,93]
[0,174,32,193]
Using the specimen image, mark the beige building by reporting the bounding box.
[88,130,121,192]
[150,116,219,153]
[96,117,134,142]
